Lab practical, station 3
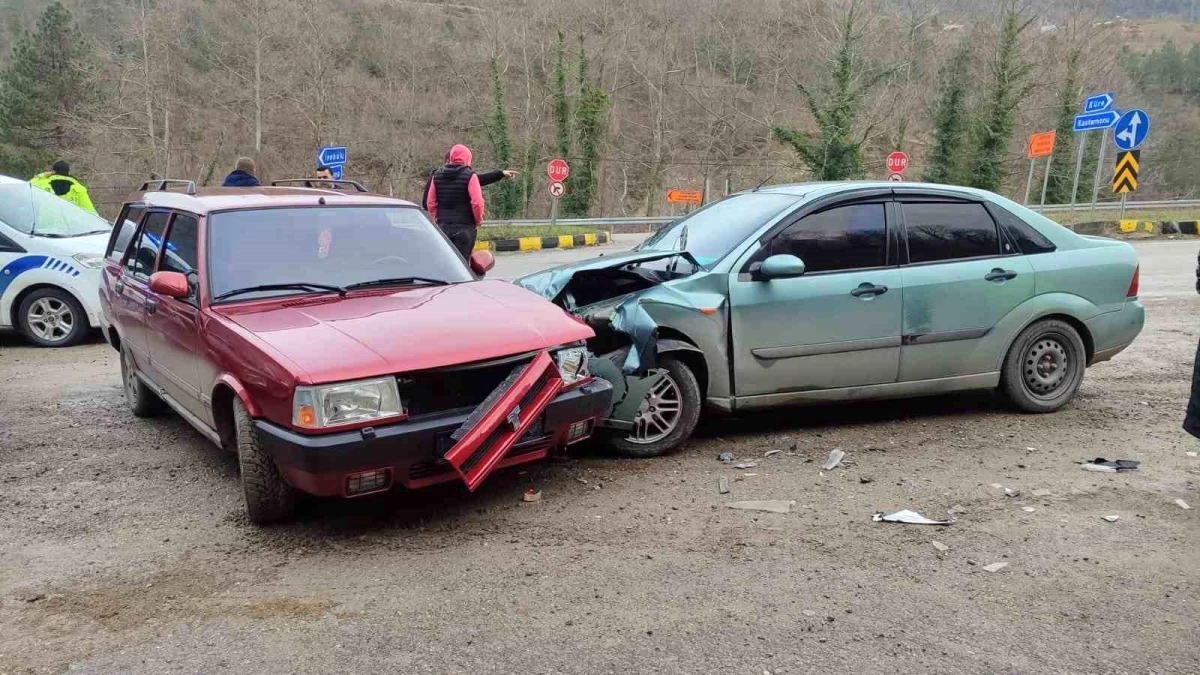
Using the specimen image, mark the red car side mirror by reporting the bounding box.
[469,250,496,276]
[149,271,189,299]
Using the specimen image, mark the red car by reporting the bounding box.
[99,179,612,523]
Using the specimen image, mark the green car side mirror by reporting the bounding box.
[756,254,806,280]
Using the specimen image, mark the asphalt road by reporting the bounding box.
[492,233,648,279]
[1,240,1197,674]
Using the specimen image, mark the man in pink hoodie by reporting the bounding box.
[425,144,489,259]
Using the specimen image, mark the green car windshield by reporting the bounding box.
[638,192,801,267]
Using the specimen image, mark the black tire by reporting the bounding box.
[121,346,164,418]
[608,356,702,458]
[232,398,296,524]
[1001,319,1087,413]
[17,287,89,347]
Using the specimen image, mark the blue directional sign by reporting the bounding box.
[317,146,347,167]
[1073,110,1120,133]
[330,165,343,180]
[1113,109,1150,151]
[1082,92,1114,113]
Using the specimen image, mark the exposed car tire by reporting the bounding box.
[1001,319,1087,413]
[121,346,164,418]
[17,287,88,347]
[233,398,296,524]
[609,356,702,458]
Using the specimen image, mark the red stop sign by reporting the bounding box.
[547,158,570,182]
[886,151,909,174]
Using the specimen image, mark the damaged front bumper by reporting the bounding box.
[257,375,612,497]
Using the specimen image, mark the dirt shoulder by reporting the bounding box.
[1,241,1197,674]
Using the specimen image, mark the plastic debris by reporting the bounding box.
[822,448,846,470]
[727,500,794,514]
[1004,488,1021,498]
[872,509,952,526]
[1078,458,1140,472]
[1176,498,1191,510]
[1032,489,1053,497]
[1186,451,1198,458]
[982,562,1009,573]
[1022,507,1036,513]
[522,488,543,503]
[733,462,758,470]
[764,449,782,457]
[931,540,950,552]
[1102,515,1120,522]
[1081,463,1117,473]
[718,477,731,494]
[718,452,735,462]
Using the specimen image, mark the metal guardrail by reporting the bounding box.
[484,199,1200,227]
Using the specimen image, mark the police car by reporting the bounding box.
[0,175,113,347]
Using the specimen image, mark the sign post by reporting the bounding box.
[1073,95,1119,213]
[1024,131,1055,206]
[546,159,570,226]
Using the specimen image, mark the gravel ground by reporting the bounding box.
[1,241,1197,674]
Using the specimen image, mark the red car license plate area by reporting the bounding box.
[442,351,562,491]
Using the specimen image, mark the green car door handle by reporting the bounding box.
[985,268,1019,282]
[850,283,888,298]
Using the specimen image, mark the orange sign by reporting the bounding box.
[666,189,703,205]
[1028,131,1056,158]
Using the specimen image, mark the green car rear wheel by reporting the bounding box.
[1001,319,1086,413]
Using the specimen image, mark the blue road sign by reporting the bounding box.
[318,146,347,167]
[1113,109,1150,151]
[1073,110,1120,133]
[1082,92,1114,113]
[330,165,343,180]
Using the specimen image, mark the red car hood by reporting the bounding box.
[214,280,592,384]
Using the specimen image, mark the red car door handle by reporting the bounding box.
[114,280,124,293]
[144,298,158,314]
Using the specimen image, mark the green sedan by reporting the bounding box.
[516,182,1145,457]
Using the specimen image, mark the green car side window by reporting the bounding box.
[752,203,887,274]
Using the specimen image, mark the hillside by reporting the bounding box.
[0,0,1198,217]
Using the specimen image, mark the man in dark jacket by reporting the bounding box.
[1185,248,1200,439]
[424,144,514,258]
[222,157,261,187]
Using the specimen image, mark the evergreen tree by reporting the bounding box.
[552,30,571,161]
[770,3,885,180]
[922,40,972,185]
[562,36,608,217]
[1076,130,1101,204]
[1045,46,1081,204]
[0,2,91,177]
[485,59,521,218]
[968,7,1035,192]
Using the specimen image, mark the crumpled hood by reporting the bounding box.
[215,280,592,384]
[448,144,473,167]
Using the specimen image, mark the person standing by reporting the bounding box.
[30,161,98,215]
[421,150,516,213]
[424,144,499,258]
[222,157,261,187]
[1185,249,1200,440]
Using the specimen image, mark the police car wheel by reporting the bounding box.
[17,288,88,347]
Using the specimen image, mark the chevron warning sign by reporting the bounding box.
[1112,150,1140,194]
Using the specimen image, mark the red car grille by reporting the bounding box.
[442,351,562,491]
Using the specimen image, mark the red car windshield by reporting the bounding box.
[207,206,473,301]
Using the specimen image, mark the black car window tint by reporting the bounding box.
[130,211,170,279]
[903,202,1000,264]
[766,203,887,273]
[160,214,200,301]
[107,206,144,261]
[990,204,1057,254]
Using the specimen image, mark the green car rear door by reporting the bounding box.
[895,199,1035,381]
[728,199,904,397]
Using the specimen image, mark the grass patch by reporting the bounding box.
[477,224,607,241]
[1048,209,1200,226]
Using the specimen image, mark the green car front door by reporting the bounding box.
[728,201,904,399]
[896,200,1035,381]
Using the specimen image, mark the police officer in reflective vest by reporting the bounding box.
[30,161,98,215]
